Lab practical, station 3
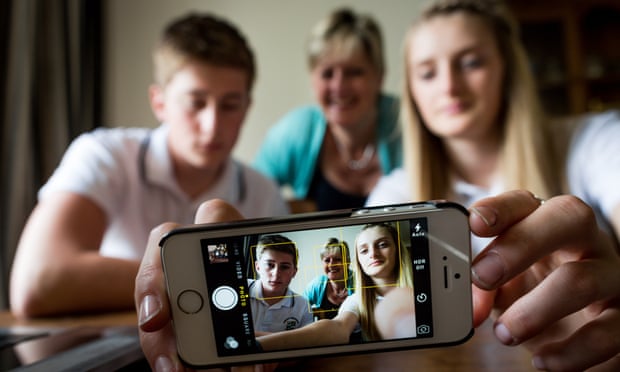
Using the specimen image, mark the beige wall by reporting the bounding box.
[104,0,424,163]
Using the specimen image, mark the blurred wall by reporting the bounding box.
[103,0,424,163]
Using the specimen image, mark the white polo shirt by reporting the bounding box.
[248,279,314,333]
[38,124,289,259]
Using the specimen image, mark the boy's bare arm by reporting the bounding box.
[10,192,139,317]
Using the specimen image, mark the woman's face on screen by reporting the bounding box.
[322,249,345,281]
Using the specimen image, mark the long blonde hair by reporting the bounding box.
[354,223,413,340]
[402,0,560,201]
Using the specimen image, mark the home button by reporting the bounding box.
[178,289,204,314]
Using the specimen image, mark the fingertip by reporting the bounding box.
[469,206,499,237]
[470,206,497,227]
[138,294,166,332]
[494,322,518,346]
[152,349,186,372]
[471,251,506,289]
[154,355,174,372]
[532,355,546,371]
[195,199,245,224]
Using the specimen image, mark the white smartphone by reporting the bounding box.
[161,201,473,368]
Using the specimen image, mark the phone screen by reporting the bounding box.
[197,216,433,356]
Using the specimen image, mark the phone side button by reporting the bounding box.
[212,285,239,311]
[178,289,204,314]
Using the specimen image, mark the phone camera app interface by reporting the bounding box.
[200,217,433,356]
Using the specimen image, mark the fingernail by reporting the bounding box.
[494,322,517,345]
[470,206,497,227]
[139,294,161,327]
[532,355,546,370]
[155,355,174,372]
[471,251,505,288]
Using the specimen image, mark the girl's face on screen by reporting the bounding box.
[356,226,397,282]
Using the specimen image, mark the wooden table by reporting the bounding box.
[0,310,138,329]
[279,320,535,372]
[0,310,146,371]
[1,312,535,371]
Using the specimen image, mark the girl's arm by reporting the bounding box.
[257,311,359,351]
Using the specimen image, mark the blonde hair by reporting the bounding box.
[153,13,256,89]
[320,237,351,265]
[307,8,385,77]
[402,0,560,201]
[354,223,413,341]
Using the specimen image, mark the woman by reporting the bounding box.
[364,0,620,370]
[303,238,355,320]
[253,8,402,211]
[366,0,620,255]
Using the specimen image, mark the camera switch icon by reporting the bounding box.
[417,324,431,334]
[416,293,428,303]
[224,336,239,350]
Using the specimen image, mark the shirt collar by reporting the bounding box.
[142,124,176,192]
[142,123,243,204]
[249,279,294,308]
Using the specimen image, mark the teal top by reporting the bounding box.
[303,271,355,310]
[253,94,403,201]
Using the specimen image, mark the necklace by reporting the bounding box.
[330,283,348,298]
[334,140,376,170]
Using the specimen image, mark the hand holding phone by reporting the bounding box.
[161,202,473,368]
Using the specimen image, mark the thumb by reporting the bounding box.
[195,199,245,224]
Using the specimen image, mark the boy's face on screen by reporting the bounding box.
[255,249,297,298]
[150,62,251,172]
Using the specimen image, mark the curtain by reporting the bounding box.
[0,0,103,309]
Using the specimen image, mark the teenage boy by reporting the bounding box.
[10,13,288,318]
[249,235,313,333]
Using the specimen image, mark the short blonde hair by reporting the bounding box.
[153,13,256,89]
[402,0,560,201]
[307,8,385,76]
[319,237,351,264]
